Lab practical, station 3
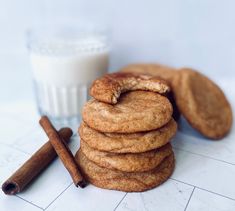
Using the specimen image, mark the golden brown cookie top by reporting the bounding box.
[82,91,173,133]
[90,72,170,104]
[79,118,177,153]
[172,68,233,139]
[80,140,173,172]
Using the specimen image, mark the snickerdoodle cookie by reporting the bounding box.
[120,64,180,120]
[90,72,170,104]
[75,150,175,192]
[79,119,177,153]
[80,140,173,172]
[82,91,173,133]
[172,68,233,139]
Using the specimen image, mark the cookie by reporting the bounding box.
[172,68,233,139]
[90,72,170,104]
[82,91,173,133]
[79,118,177,153]
[75,150,175,192]
[120,63,177,83]
[80,140,173,172]
[120,64,180,120]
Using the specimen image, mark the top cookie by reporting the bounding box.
[120,63,177,84]
[90,72,170,104]
[82,91,173,133]
[172,68,233,139]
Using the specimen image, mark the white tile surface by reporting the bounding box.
[116,179,194,211]
[0,194,42,211]
[0,101,39,124]
[0,145,30,185]
[46,184,126,211]
[69,135,81,155]
[0,145,42,211]
[0,115,35,146]
[172,148,235,200]
[13,126,49,155]
[186,188,235,211]
[172,130,235,165]
[17,158,73,209]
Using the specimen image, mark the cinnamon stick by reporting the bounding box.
[2,127,73,195]
[39,116,86,188]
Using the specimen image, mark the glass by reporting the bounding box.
[27,23,109,124]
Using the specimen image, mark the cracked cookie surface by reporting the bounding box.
[82,91,173,133]
[90,72,170,104]
[79,118,177,153]
[80,140,173,172]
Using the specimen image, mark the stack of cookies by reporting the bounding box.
[75,72,177,192]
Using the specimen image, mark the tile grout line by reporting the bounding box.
[173,146,235,166]
[16,195,44,210]
[3,123,78,156]
[196,187,235,202]
[184,187,195,211]
[0,124,41,156]
[44,183,73,210]
[113,193,128,211]
[169,178,194,187]
[170,178,235,201]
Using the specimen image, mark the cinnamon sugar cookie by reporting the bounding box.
[75,150,175,192]
[120,64,180,120]
[82,91,173,133]
[80,140,173,172]
[172,68,233,139]
[79,119,177,153]
[90,72,170,104]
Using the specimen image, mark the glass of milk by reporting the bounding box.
[27,24,109,123]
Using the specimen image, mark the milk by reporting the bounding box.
[29,37,109,119]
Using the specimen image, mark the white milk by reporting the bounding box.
[30,37,109,119]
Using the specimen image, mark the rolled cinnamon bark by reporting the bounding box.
[2,127,73,195]
[39,116,86,188]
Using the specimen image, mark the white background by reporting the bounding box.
[1,0,235,102]
[1,0,235,73]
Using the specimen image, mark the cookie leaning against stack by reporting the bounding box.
[75,72,177,192]
[121,64,233,139]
